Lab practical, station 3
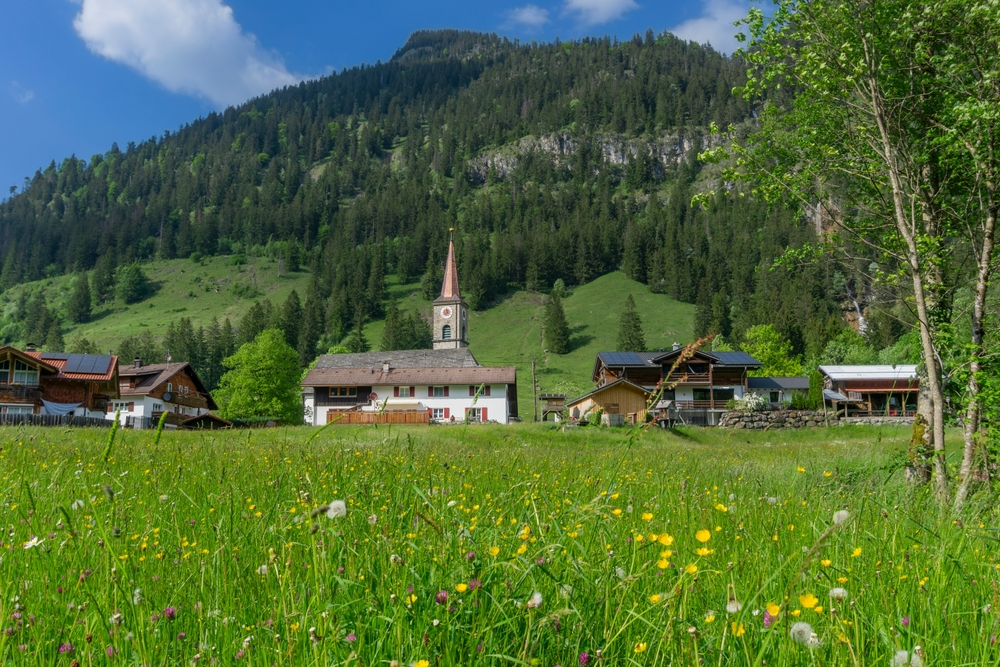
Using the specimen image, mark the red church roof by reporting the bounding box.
[437,235,461,301]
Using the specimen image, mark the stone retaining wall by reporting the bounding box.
[718,410,915,429]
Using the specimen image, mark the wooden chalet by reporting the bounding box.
[115,360,219,428]
[566,379,651,425]
[0,346,118,417]
[819,365,918,418]
[588,347,763,425]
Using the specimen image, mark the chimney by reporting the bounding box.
[672,342,680,351]
[382,361,390,373]
[134,357,142,369]
[25,343,37,352]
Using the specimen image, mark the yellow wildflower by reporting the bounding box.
[650,594,661,604]
[798,593,819,609]
[851,547,862,557]
[456,584,468,593]
[685,564,698,574]
[641,512,653,521]
[731,622,745,637]
[633,642,647,653]
[489,546,500,557]
[695,529,711,543]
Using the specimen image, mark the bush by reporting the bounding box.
[732,393,769,412]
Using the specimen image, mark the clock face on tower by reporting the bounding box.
[440,306,453,319]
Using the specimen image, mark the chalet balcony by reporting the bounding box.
[0,385,41,402]
[151,411,188,427]
[169,392,209,409]
[673,400,727,411]
[316,396,367,407]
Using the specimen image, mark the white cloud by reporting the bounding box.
[10,81,35,104]
[72,0,308,108]
[563,0,639,25]
[506,4,551,29]
[669,0,748,55]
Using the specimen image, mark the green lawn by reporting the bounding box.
[1,422,989,667]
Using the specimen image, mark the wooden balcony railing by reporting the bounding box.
[0,385,41,402]
[168,392,209,409]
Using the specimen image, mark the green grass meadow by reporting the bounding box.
[2,422,995,666]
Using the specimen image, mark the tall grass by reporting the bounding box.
[0,424,994,666]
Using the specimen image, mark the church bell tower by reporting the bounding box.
[433,230,468,350]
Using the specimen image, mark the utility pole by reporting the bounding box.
[531,359,538,423]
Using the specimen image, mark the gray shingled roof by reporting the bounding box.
[314,348,481,369]
[747,376,811,390]
[302,366,516,387]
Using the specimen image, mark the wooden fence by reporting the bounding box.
[328,410,429,425]
[0,413,112,428]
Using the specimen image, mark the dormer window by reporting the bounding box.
[442,325,452,340]
[13,360,38,385]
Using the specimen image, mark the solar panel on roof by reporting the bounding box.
[41,352,70,360]
[64,354,111,374]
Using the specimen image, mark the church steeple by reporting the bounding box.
[432,229,468,350]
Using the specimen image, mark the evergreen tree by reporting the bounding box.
[617,294,647,352]
[380,299,404,351]
[67,335,100,354]
[297,287,324,367]
[67,272,93,324]
[23,292,50,345]
[238,300,276,346]
[420,253,443,301]
[279,290,303,349]
[402,311,433,349]
[543,293,570,354]
[91,254,116,304]
[345,312,369,353]
[44,318,64,351]
[117,331,163,364]
[115,262,149,304]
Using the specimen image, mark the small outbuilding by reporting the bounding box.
[818,365,918,417]
[566,379,651,425]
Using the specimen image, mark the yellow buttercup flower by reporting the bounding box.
[696,547,714,556]
[406,594,418,604]
[415,661,430,667]
[517,543,527,555]
[658,533,675,546]
[820,559,832,567]
[851,547,862,557]
[612,508,623,516]
[766,603,781,617]
[714,503,728,512]
[650,594,661,604]
[797,466,806,473]
[705,614,716,623]
[813,606,824,614]
[642,512,653,521]
[731,622,745,637]
[657,559,670,569]
[823,470,832,477]
[695,529,711,543]
[456,583,468,593]
[685,564,698,574]
[799,593,819,609]
[791,609,801,617]
[489,546,500,557]
[633,642,647,653]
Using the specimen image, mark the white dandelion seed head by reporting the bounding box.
[326,500,347,519]
[447,500,457,507]
[806,633,821,649]
[132,588,142,605]
[71,499,85,510]
[367,514,378,525]
[768,497,778,505]
[560,584,574,598]
[790,622,815,646]
[828,587,848,601]
[256,564,268,576]
[159,494,169,503]
[726,598,743,614]
[432,618,440,626]
[526,591,543,609]
[615,566,627,579]
[833,510,851,525]
[389,554,403,565]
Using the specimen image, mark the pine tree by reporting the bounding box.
[67,272,93,324]
[345,312,369,353]
[380,299,403,351]
[115,262,149,304]
[616,294,647,352]
[238,300,275,346]
[297,287,324,367]
[544,293,570,354]
[402,312,432,349]
[279,290,303,349]
[45,318,65,351]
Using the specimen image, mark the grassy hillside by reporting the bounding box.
[369,271,695,417]
[0,254,313,348]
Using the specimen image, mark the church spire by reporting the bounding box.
[439,228,461,300]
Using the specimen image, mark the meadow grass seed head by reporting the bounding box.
[833,510,851,525]
[326,500,347,519]
[790,622,814,645]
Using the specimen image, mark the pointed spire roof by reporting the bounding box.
[439,229,461,301]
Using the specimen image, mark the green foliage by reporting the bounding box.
[67,335,100,354]
[44,318,64,351]
[345,314,370,354]
[117,331,164,365]
[115,263,150,304]
[742,324,803,377]
[216,328,303,424]
[66,272,92,324]
[380,300,432,352]
[543,293,570,355]
[819,329,878,366]
[616,294,646,352]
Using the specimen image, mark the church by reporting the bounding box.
[301,233,519,425]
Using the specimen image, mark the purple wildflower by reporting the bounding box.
[235,649,245,660]
[105,646,117,657]
[435,590,448,605]
[468,579,482,591]
[901,616,910,627]
[345,633,357,643]
[163,607,177,620]
[763,610,777,629]
[466,551,476,561]
[579,651,590,666]
[58,643,75,654]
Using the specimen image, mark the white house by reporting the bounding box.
[112,359,220,428]
[301,232,518,425]
[746,376,811,405]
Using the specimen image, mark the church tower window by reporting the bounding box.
[442,325,452,339]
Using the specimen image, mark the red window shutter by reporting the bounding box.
[393,387,399,398]
[128,402,134,411]
[484,385,491,396]
[482,407,488,421]
[428,387,433,398]
[444,408,450,419]
[409,386,415,397]
[428,408,433,417]
[469,385,475,396]
[444,386,449,397]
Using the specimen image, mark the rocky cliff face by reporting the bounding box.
[466,131,713,183]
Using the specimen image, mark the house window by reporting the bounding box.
[442,325,452,340]
[153,404,163,412]
[0,360,9,383]
[12,361,38,385]
[659,389,676,401]
[432,408,444,419]
[693,388,711,401]
[467,408,482,422]
[770,391,780,403]
[1,405,33,414]
[330,387,357,397]
[431,386,444,397]
[714,388,735,402]
[167,382,173,393]
[398,386,411,398]
[111,401,130,412]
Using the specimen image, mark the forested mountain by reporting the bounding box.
[0,29,848,362]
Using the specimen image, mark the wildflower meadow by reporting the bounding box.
[1,423,993,666]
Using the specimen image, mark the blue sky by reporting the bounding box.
[1,0,748,199]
